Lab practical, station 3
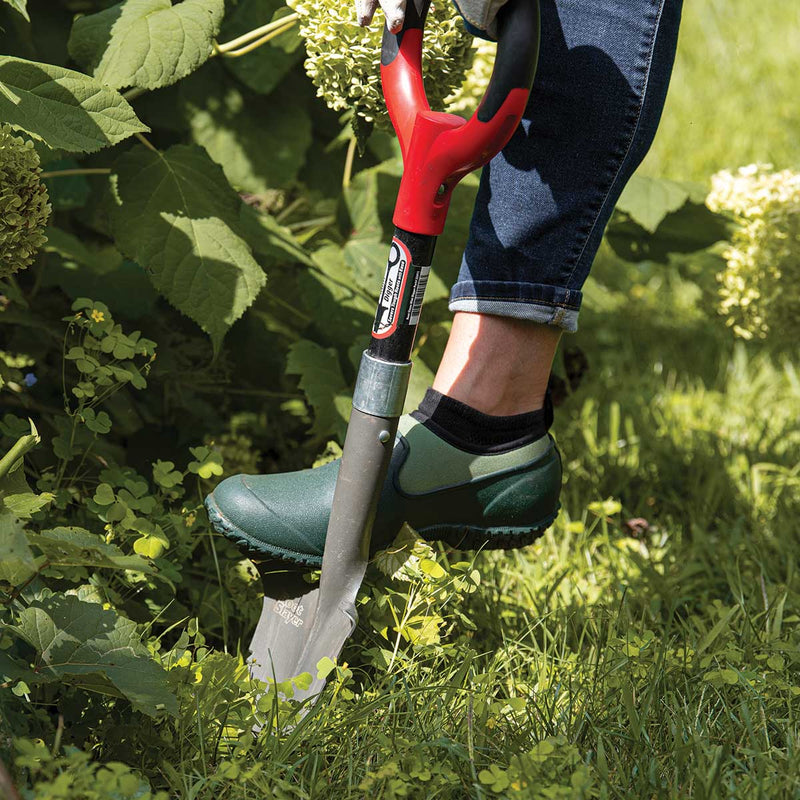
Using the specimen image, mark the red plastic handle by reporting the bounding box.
[380,0,540,236]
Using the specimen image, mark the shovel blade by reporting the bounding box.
[248,562,357,703]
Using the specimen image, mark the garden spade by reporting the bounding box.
[248,0,541,704]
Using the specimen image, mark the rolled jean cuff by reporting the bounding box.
[448,280,582,332]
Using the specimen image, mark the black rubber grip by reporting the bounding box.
[477,0,540,122]
[381,0,431,66]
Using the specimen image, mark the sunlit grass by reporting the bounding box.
[642,0,800,179]
[172,283,800,797]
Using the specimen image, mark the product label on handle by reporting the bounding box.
[405,265,430,326]
[373,238,412,338]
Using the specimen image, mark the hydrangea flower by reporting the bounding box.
[288,0,475,126]
[446,37,495,115]
[0,125,51,279]
[707,164,800,341]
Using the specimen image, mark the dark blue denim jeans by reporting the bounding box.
[450,0,683,331]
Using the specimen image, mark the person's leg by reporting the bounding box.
[206,0,685,564]
[441,0,684,422]
[432,312,560,415]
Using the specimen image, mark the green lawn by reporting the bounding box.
[642,0,800,180]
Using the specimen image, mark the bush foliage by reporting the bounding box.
[1,0,799,797]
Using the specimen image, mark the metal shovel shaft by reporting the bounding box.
[279,228,436,701]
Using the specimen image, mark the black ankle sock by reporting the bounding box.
[411,388,553,455]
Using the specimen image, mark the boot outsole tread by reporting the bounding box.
[205,494,558,567]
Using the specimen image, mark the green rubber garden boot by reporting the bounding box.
[205,415,562,567]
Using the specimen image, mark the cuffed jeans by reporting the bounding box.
[450,0,683,331]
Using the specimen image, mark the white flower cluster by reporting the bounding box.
[708,164,800,340]
[288,0,475,126]
[445,37,494,115]
[0,125,50,279]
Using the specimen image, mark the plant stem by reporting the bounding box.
[122,86,147,102]
[342,137,357,189]
[134,132,158,153]
[214,13,299,54]
[219,18,298,58]
[2,561,50,607]
[0,423,40,481]
[40,168,112,179]
[275,196,305,223]
[286,215,336,232]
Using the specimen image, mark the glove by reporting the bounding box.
[451,0,509,40]
[356,0,508,41]
[356,0,407,33]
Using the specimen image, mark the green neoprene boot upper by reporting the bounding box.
[205,415,562,566]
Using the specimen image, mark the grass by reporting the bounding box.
[125,260,799,799]
[9,1,800,796]
[641,0,800,180]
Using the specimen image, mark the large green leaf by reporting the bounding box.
[10,594,178,717]
[239,203,314,266]
[27,527,156,574]
[44,227,158,318]
[2,0,28,21]
[0,512,37,587]
[111,144,266,350]
[44,226,119,273]
[606,201,730,264]
[297,244,374,347]
[68,0,224,90]
[286,339,350,441]
[615,175,703,233]
[0,56,148,153]
[220,0,302,95]
[184,79,312,192]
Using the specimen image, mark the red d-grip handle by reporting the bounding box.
[381,0,540,236]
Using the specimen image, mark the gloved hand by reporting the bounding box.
[356,0,509,40]
[355,0,407,33]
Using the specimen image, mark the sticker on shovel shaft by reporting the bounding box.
[373,238,411,338]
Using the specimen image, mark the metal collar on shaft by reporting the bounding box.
[352,351,412,418]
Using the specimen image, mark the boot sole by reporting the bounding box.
[205,494,559,568]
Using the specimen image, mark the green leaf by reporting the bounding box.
[27,527,156,573]
[285,340,349,441]
[41,158,91,211]
[343,238,387,295]
[615,175,692,233]
[607,200,731,264]
[184,79,311,193]
[419,558,446,580]
[0,56,148,153]
[111,144,266,351]
[9,594,178,716]
[187,445,223,479]
[133,536,165,558]
[315,656,336,681]
[68,0,225,90]
[0,512,37,587]
[697,606,740,654]
[297,245,373,347]
[220,0,302,95]
[44,227,121,273]
[153,460,183,489]
[720,668,739,685]
[93,483,116,506]
[239,204,313,266]
[2,0,28,21]
[2,491,53,519]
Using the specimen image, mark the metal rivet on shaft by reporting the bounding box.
[378,430,391,443]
